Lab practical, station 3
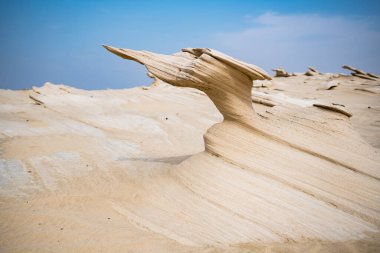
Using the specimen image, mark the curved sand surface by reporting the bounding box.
[0,47,379,252]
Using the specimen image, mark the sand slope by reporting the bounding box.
[1,47,380,252]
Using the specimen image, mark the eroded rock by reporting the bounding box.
[305,66,320,76]
[272,67,291,77]
[342,65,379,81]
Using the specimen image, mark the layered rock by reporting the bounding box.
[272,67,292,77]
[304,66,320,76]
[343,65,379,81]
[104,45,271,126]
[104,45,380,245]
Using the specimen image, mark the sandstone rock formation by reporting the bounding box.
[104,45,271,126]
[103,45,380,246]
[316,80,339,90]
[343,65,379,81]
[304,66,320,76]
[313,102,352,117]
[1,46,379,253]
[272,67,292,77]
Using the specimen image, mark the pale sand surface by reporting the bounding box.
[1,52,380,252]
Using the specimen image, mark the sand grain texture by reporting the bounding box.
[0,47,380,252]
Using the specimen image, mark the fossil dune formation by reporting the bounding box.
[272,67,293,77]
[0,46,380,252]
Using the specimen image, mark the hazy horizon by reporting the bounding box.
[1,0,379,90]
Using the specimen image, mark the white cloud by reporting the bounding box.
[213,12,380,74]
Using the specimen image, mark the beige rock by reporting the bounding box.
[343,65,367,75]
[0,46,379,253]
[251,95,277,107]
[367,72,380,79]
[304,66,320,76]
[355,87,380,94]
[272,67,291,77]
[317,80,339,90]
[313,103,352,117]
[342,65,379,80]
[308,66,319,73]
[104,45,270,125]
[352,73,378,81]
[104,45,380,246]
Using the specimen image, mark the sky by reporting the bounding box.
[0,0,379,90]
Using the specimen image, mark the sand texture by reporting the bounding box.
[0,47,380,252]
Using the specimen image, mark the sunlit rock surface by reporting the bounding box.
[0,47,380,252]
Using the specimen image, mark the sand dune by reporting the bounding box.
[0,47,379,252]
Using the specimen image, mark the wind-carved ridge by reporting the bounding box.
[104,45,380,241]
[103,45,380,182]
[103,45,271,126]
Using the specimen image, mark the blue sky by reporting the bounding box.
[1,0,379,90]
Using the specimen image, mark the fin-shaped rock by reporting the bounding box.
[272,67,291,77]
[342,65,379,80]
[104,45,380,246]
[104,45,271,125]
[305,66,320,76]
